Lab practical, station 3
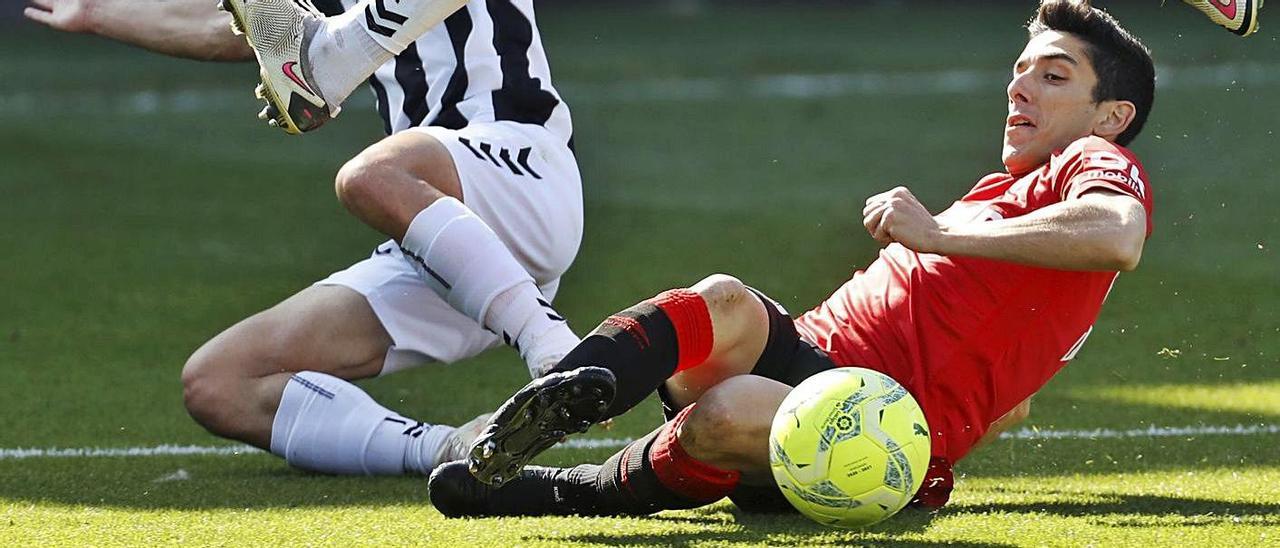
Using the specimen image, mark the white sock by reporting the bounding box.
[305,0,466,105]
[400,197,580,377]
[485,283,582,377]
[270,371,455,475]
[305,8,393,107]
[352,0,467,53]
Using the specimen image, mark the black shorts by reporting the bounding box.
[659,287,839,513]
[745,288,838,387]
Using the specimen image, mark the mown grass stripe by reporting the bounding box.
[1,61,1276,117]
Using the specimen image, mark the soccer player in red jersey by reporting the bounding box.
[429,0,1157,517]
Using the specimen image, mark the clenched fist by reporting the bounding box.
[861,186,946,253]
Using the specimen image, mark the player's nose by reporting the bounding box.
[1006,72,1032,106]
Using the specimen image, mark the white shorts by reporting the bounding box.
[316,121,583,375]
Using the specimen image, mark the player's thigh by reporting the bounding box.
[184,284,391,385]
[337,127,463,215]
[408,122,584,285]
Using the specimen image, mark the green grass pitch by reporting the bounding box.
[1,3,1277,545]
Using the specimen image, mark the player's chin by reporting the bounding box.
[1000,145,1044,175]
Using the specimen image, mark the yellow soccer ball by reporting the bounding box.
[768,367,931,528]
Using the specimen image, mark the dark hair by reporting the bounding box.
[1028,0,1155,145]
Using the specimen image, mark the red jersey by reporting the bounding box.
[794,136,1153,463]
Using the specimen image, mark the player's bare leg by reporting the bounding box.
[181,285,487,474]
[429,375,790,517]
[672,375,789,478]
[971,397,1032,450]
[335,131,579,379]
[334,127,465,237]
[467,274,771,486]
[182,286,387,449]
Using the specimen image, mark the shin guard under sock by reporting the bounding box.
[551,289,714,418]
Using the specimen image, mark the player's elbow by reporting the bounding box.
[1107,209,1146,272]
[1114,242,1143,272]
[1093,201,1145,272]
[1097,234,1142,272]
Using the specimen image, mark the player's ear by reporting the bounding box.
[1092,100,1136,142]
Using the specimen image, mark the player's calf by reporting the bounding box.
[676,375,790,478]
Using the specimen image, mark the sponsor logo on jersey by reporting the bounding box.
[1084,152,1146,200]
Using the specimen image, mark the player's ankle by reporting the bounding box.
[305,10,392,107]
[521,326,580,378]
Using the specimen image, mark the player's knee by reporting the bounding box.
[691,273,752,315]
[180,317,287,437]
[180,346,239,436]
[334,152,396,214]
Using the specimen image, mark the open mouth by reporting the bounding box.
[1007,114,1036,129]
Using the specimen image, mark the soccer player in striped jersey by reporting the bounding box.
[429,0,1156,516]
[25,0,584,478]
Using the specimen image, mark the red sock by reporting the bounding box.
[649,289,714,373]
[909,457,954,509]
[648,403,740,502]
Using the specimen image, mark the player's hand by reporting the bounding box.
[24,0,96,33]
[862,186,944,253]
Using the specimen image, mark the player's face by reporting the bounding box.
[1002,31,1105,175]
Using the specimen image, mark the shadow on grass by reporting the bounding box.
[960,491,1280,527]
[530,532,1010,548]
[521,506,1005,547]
[0,455,425,510]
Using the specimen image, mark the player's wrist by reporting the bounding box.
[78,0,104,35]
[926,224,958,256]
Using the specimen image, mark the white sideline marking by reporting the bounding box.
[1,424,1275,460]
[0,444,258,460]
[1000,423,1280,441]
[2,62,1277,116]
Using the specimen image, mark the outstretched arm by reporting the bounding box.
[862,186,1146,272]
[25,0,253,61]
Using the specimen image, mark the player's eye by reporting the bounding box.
[1045,73,1066,82]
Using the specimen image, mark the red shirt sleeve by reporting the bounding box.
[1051,136,1155,236]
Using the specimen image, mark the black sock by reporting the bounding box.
[550,300,681,418]
[549,427,703,516]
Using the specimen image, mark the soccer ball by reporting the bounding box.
[768,367,931,528]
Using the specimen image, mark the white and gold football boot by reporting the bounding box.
[436,413,494,466]
[1184,0,1263,36]
[220,0,338,133]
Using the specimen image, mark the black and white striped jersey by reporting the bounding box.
[311,0,572,144]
